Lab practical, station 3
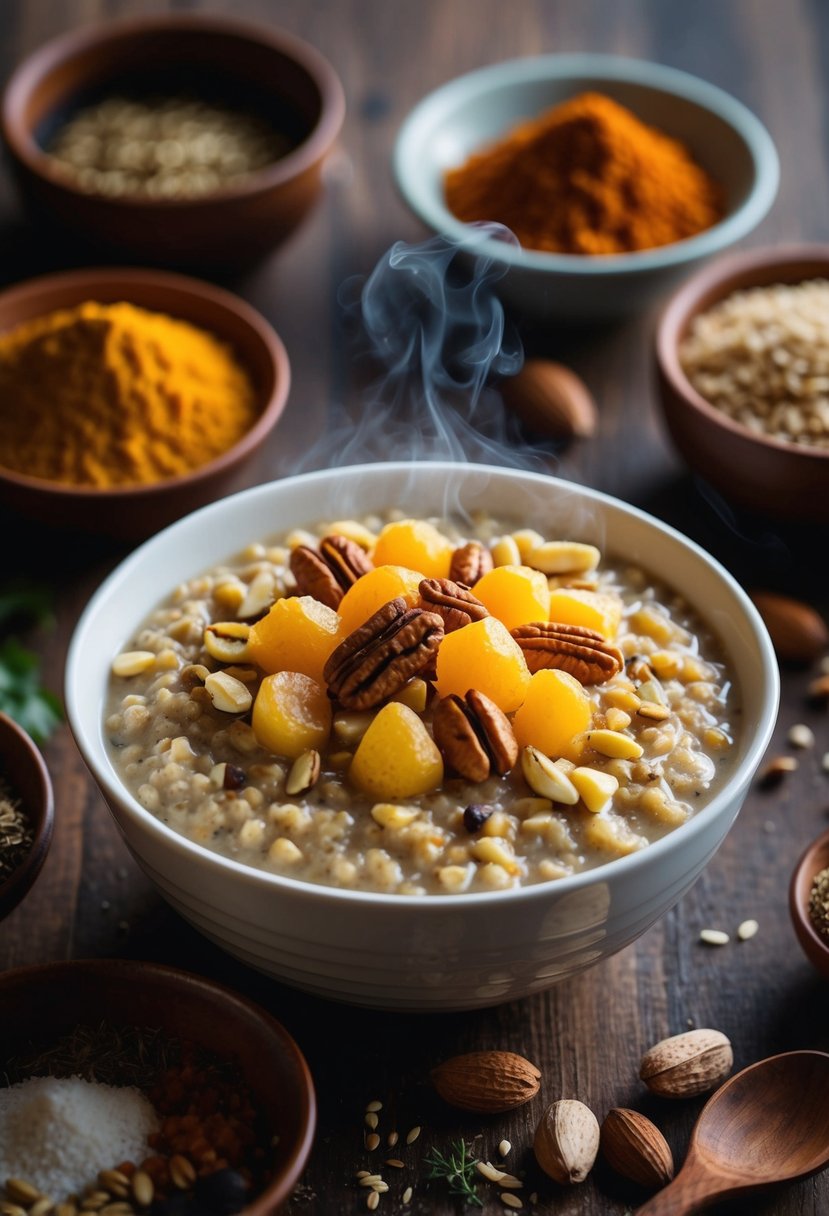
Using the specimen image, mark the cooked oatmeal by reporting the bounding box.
[105,513,738,895]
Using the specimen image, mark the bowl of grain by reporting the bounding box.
[0,266,290,540]
[1,14,345,269]
[0,958,316,1214]
[790,827,829,980]
[656,245,829,522]
[394,54,779,320]
[66,461,779,1011]
[0,712,54,922]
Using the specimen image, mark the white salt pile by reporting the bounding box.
[0,1075,159,1198]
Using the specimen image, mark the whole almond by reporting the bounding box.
[639,1028,733,1098]
[501,359,598,440]
[533,1099,599,1184]
[750,592,828,662]
[600,1107,674,1188]
[431,1050,541,1113]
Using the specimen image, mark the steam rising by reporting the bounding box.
[297,224,555,472]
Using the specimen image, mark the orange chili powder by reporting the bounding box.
[444,91,724,255]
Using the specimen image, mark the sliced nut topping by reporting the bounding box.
[204,621,251,663]
[112,650,156,677]
[521,746,579,804]
[419,577,490,633]
[626,657,655,684]
[290,533,374,609]
[449,541,494,587]
[285,749,321,796]
[433,690,519,782]
[204,670,253,714]
[181,663,210,688]
[584,729,644,760]
[637,701,670,721]
[511,622,624,684]
[324,597,444,710]
[525,540,600,575]
[236,569,276,620]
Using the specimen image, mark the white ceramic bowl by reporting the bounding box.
[66,463,778,1011]
[394,54,779,321]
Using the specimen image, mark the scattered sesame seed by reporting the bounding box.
[366,1100,383,1113]
[402,1187,412,1206]
[366,1134,380,1151]
[501,1195,523,1210]
[365,1112,379,1130]
[384,1159,405,1169]
[366,1192,379,1211]
[737,918,759,940]
[387,1131,399,1147]
[788,723,816,749]
[405,1126,421,1145]
[700,928,730,946]
[499,1139,512,1157]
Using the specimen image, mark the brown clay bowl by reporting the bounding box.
[0,267,290,540]
[655,245,829,522]
[0,959,316,1212]
[0,712,54,921]
[1,14,345,269]
[790,827,829,979]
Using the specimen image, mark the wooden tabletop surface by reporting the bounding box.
[1,2,828,1214]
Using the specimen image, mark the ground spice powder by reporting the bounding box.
[0,301,257,488]
[444,91,724,255]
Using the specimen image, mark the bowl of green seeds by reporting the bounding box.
[0,711,54,921]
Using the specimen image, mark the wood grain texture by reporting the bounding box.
[1,2,828,1214]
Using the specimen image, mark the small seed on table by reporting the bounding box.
[788,723,815,749]
[700,928,730,946]
[131,1174,153,1209]
[402,1187,413,1205]
[501,1195,523,1210]
[384,1159,405,1169]
[499,1139,512,1157]
[406,1126,421,1145]
[366,1133,380,1151]
[366,1099,383,1112]
[737,919,759,941]
[365,1112,379,1130]
[366,1193,379,1211]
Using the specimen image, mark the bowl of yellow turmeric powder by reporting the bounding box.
[0,268,290,539]
[394,54,779,321]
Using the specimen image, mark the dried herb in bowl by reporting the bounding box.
[0,776,33,883]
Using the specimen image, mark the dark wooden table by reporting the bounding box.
[1,2,828,1213]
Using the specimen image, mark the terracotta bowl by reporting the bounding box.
[1,14,345,269]
[0,959,316,1212]
[0,267,290,540]
[0,712,54,921]
[790,827,829,979]
[656,245,829,522]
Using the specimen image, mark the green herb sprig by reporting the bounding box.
[424,1139,483,1208]
[0,582,62,744]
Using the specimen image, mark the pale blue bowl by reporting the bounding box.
[394,54,779,320]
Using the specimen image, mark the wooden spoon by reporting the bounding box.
[636,1051,829,1214]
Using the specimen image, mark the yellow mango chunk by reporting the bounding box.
[513,668,592,761]
[338,565,423,636]
[350,702,443,799]
[371,520,453,579]
[435,616,530,713]
[548,588,622,639]
[248,595,341,683]
[252,671,331,759]
[473,565,550,631]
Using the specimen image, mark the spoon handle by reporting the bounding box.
[634,1160,719,1216]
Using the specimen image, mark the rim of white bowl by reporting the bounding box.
[66,462,779,910]
[393,53,780,274]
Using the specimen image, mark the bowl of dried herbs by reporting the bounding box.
[0,710,54,920]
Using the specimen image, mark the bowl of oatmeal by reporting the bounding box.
[65,463,778,1011]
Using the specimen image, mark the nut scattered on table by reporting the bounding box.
[750,592,829,663]
[430,1050,541,1113]
[639,1028,733,1098]
[533,1099,600,1184]
[600,1107,674,1189]
[500,359,598,440]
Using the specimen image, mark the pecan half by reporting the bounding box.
[449,541,494,587]
[418,577,489,633]
[290,533,374,609]
[324,597,444,709]
[511,622,624,684]
[433,688,518,782]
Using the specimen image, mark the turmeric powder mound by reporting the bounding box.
[444,92,724,256]
[0,301,258,488]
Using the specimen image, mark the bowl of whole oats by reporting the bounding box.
[656,245,829,521]
[65,462,778,1011]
